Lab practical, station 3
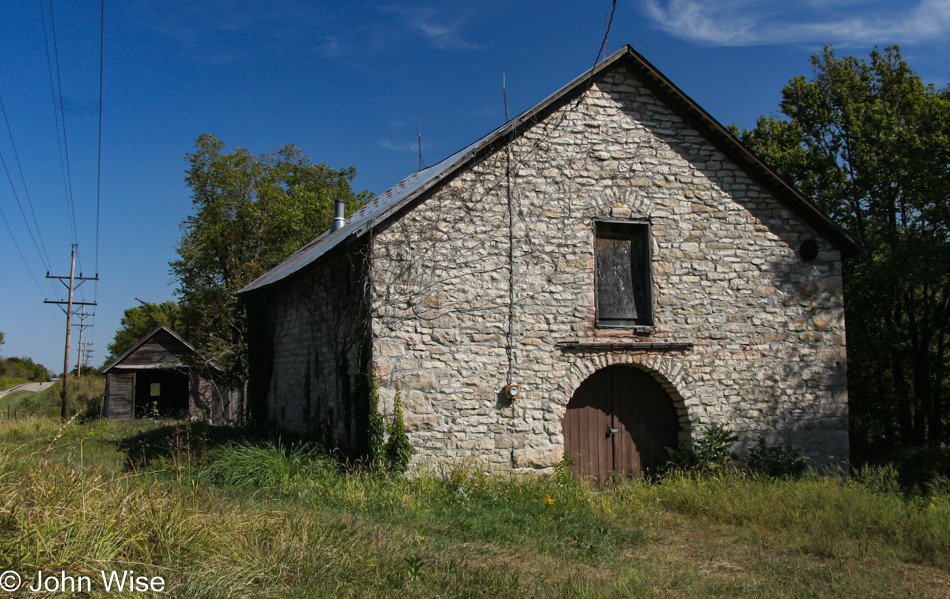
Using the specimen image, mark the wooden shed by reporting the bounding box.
[101,326,242,423]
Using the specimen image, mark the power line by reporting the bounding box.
[38,0,74,250]
[95,0,103,277]
[0,149,49,276]
[45,245,98,418]
[94,0,104,312]
[0,93,52,272]
[46,0,79,245]
[0,203,58,319]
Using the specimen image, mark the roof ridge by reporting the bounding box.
[241,45,861,294]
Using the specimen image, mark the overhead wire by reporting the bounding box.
[0,144,50,277]
[37,0,78,297]
[0,93,52,273]
[0,204,59,323]
[94,0,104,305]
[29,1,104,343]
[46,0,80,246]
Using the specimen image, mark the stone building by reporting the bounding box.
[241,46,860,478]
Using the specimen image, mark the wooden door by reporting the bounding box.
[105,372,135,420]
[563,365,679,481]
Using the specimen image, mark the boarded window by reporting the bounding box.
[595,221,652,327]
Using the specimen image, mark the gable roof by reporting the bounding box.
[242,45,862,294]
[101,325,197,373]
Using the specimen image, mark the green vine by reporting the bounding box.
[302,351,312,426]
[385,389,414,473]
[367,371,387,469]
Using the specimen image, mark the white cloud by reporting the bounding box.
[640,0,950,46]
[379,5,486,51]
[379,140,422,152]
[125,0,322,64]
[317,36,343,58]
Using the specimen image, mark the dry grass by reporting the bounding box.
[0,417,946,598]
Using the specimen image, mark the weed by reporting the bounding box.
[404,553,425,581]
[746,437,807,479]
[366,371,386,469]
[552,453,576,486]
[665,423,737,473]
[385,390,413,473]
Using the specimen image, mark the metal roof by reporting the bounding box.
[241,45,862,294]
[240,133,493,292]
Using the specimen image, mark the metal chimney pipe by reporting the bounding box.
[330,199,345,232]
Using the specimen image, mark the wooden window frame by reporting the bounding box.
[594,219,655,331]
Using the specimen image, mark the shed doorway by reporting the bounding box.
[134,370,189,418]
[563,365,680,481]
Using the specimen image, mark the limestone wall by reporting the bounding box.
[368,66,849,471]
[264,244,370,453]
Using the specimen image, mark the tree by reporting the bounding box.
[170,134,370,393]
[737,46,950,450]
[1,356,49,386]
[0,330,4,357]
[104,300,185,365]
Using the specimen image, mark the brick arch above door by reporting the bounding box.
[554,351,696,445]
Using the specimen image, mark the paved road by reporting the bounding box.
[0,381,56,398]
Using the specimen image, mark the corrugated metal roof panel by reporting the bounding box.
[240,131,495,292]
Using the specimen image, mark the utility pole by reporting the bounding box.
[81,341,94,371]
[45,244,97,419]
[72,306,95,377]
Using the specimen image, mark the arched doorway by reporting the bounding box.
[563,365,680,480]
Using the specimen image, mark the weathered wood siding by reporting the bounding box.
[105,372,134,420]
[121,330,190,367]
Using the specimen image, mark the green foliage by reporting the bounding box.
[202,440,338,491]
[552,453,577,486]
[404,553,425,581]
[76,392,104,424]
[665,423,737,473]
[170,134,371,380]
[0,376,103,420]
[0,355,50,388]
[853,444,950,493]
[104,300,186,365]
[737,45,950,448]
[385,390,414,473]
[366,372,387,469]
[746,437,807,479]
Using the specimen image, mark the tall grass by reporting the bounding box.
[0,417,946,597]
[0,376,104,420]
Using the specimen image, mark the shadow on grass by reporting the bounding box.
[116,421,320,470]
[852,443,950,493]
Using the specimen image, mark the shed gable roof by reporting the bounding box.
[101,325,197,373]
[242,45,862,293]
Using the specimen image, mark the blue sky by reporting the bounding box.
[1,0,948,373]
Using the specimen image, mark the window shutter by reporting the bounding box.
[595,221,652,327]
